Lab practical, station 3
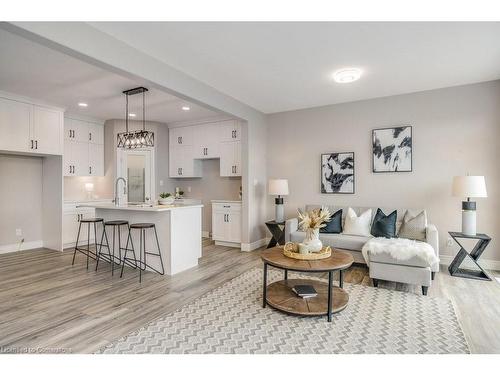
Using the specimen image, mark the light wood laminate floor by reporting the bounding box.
[0,240,499,354]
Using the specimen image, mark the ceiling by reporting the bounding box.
[0,28,219,123]
[89,22,500,113]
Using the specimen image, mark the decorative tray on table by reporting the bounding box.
[283,242,332,260]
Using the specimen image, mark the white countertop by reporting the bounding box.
[211,200,242,204]
[77,202,203,212]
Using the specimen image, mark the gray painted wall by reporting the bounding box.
[267,80,500,262]
[0,155,43,246]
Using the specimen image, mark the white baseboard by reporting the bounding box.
[241,237,270,252]
[215,240,241,248]
[0,240,44,254]
[202,231,210,238]
[440,255,500,271]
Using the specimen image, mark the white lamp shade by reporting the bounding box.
[268,179,289,196]
[452,176,487,198]
[85,183,95,192]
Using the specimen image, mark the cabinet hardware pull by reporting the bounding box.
[35,140,38,149]
[69,165,72,174]
[223,205,230,208]
[89,133,92,141]
[30,140,33,149]
[89,166,92,174]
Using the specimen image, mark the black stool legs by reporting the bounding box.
[121,223,165,282]
[72,218,104,269]
[96,221,133,276]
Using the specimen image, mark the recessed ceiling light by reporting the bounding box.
[333,68,362,83]
[182,106,191,111]
[78,102,88,107]
[128,113,136,118]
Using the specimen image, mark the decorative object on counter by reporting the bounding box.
[321,152,355,194]
[158,192,175,205]
[298,206,332,252]
[265,220,286,248]
[85,182,94,200]
[117,86,154,148]
[372,126,412,172]
[174,187,185,199]
[452,175,487,236]
[283,241,332,260]
[447,231,492,281]
[268,179,289,223]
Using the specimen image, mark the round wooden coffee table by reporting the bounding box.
[260,246,354,322]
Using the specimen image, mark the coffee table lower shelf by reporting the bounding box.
[265,279,349,317]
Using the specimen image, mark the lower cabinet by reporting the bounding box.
[211,201,241,247]
[63,205,96,248]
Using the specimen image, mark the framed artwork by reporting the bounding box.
[372,126,412,172]
[321,152,355,194]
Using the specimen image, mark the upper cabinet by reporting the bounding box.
[169,120,242,178]
[64,117,104,177]
[0,95,63,155]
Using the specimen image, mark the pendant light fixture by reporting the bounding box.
[117,86,154,148]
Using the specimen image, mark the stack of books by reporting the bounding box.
[291,284,318,299]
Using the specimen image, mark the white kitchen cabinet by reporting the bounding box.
[219,120,241,142]
[220,141,241,177]
[211,201,241,247]
[63,117,104,176]
[88,143,104,176]
[169,120,242,178]
[63,205,97,248]
[0,95,63,156]
[33,106,63,155]
[0,97,32,152]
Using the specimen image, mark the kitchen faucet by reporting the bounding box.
[114,177,127,206]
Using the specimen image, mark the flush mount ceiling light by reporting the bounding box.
[78,102,88,107]
[117,87,154,149]
[182,106,191,111]
[333,68,362,83]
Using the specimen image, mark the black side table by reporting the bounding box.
[448,231,492,281]
[265,220,286,248]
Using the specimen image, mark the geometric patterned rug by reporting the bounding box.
[99,268,469,354]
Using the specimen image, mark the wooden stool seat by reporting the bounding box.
[80,218,104,223]
[105,220,129,226]
[130,223,155,229]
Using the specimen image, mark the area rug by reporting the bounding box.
[99,268,469,354]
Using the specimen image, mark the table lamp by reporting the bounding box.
[85,182,94,200]
[452,176,487,236]
[268,179,289,223]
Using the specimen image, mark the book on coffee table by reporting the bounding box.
[292,284,318,298]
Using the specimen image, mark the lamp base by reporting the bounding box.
[462,207,476,236]
[275,204,284,223]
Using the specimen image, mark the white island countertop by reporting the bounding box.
[77,202,203,212]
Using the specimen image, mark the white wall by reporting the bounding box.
[267,80,500,262]
[0,155,43,246]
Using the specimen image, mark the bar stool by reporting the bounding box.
[96,220,137,276]
[72,218,105,270]
[121,223,165,282]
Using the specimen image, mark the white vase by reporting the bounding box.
[303,228,323,252]
[159,197,175,205]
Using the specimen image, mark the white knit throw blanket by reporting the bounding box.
[361,237,439,267]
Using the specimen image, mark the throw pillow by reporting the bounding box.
[343,208,372,237]
[398,210,427,241]
[370,208,398,238]
[320,209,342,234]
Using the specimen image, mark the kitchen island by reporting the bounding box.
[78,203,203,275]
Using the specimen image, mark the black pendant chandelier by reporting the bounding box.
[117,86,154,148]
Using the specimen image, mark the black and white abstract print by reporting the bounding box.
[372,126,412,172]
[321,152,355,194]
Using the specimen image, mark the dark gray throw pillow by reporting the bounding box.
[320,209,342,234]
[370,208,397,238]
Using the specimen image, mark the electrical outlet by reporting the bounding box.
[159,180,164,187]
[187,186,192,193]
[16,228,22,237]
[447,237,454,247]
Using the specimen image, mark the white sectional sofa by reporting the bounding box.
[285,205,439,294]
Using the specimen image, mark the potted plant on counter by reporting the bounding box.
[159,192,175,205]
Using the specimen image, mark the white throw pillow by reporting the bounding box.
[343,208,373,237]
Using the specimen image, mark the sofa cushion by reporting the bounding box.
[290,231,370,252]
[368,252,431,268]
[320,208,342,234]
[399,210,427,241]
[370,208,397,238]
[343,208,372,237]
